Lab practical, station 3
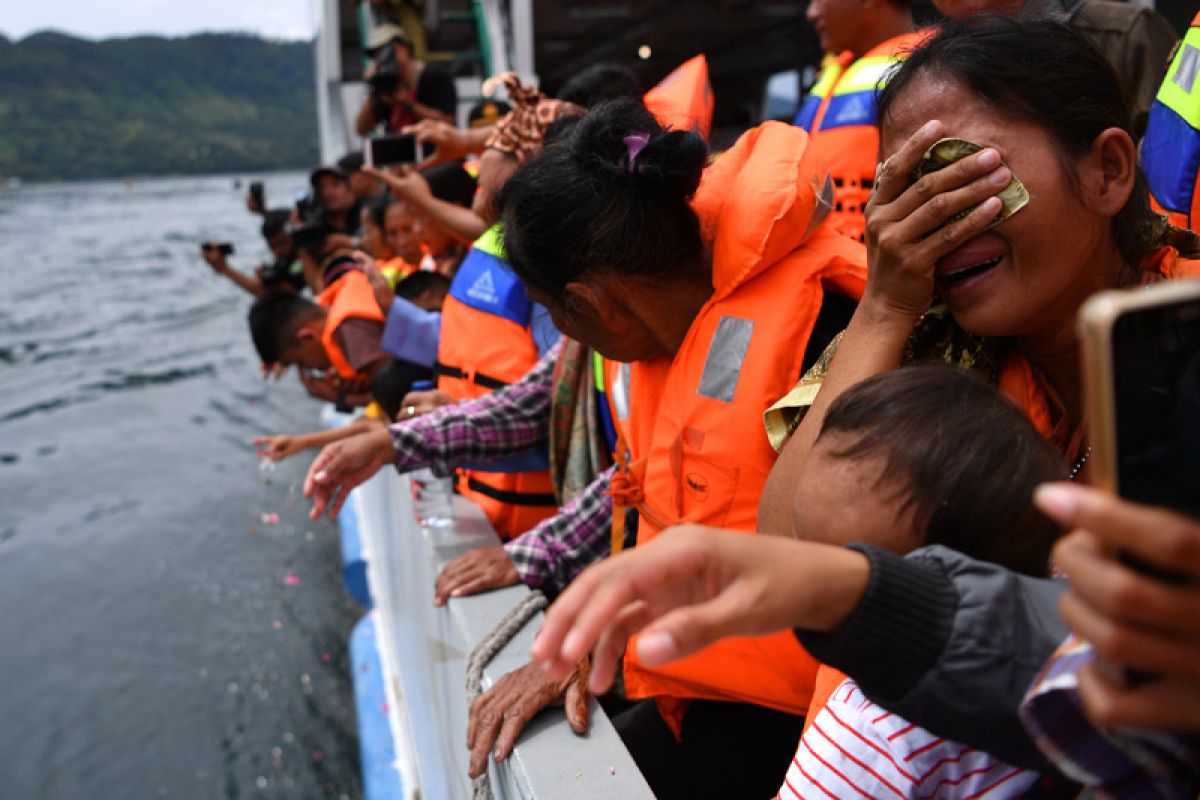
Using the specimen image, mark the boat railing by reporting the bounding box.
[345,466,654,799]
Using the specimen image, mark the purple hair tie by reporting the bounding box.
[624,131,651,172]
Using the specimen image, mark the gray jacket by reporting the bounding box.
[797,544,1068,772]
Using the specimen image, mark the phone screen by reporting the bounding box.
[1111,295,1200,518]
[368,134,420,167]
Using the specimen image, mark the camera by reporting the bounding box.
[201,242,235,256]
[369,45,403,97]
[287,195,329,255]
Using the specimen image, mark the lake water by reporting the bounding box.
[0,173,363,799]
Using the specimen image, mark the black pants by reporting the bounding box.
[612,699,805,800]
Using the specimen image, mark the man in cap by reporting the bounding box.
[309,165,362,236]
[356,23,457,134]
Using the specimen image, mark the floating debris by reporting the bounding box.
[312,749,325,763]
[260,512,280,525]
[272,620,283,630]
[284,573,300,586]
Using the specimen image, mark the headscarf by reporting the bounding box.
[482,72,584,164]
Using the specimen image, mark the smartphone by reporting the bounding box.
[1079,279,1200,519]
[201,242,235,256]
[1079,280,1200,683]
[249,181,265,208]
[366,134,427,168]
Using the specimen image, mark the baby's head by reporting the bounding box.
[790,366,1066,576]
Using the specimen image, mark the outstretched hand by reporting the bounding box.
[303,426,394,519]
[254,434,304,462]
[531,525,870,694]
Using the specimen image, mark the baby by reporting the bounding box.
[779,365,1068,800]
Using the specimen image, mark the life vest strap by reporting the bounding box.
[433,361,509,391]
[465,476,558,507]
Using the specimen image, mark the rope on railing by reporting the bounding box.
[464,589,550,800]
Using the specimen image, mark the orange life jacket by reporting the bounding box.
[1144,12,1200,231]
[435,226,558,540]
[316,268,386,381]
[644,54,715,140]
[603,123,867,723]
[795,31,930,242]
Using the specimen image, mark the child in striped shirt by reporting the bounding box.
[777,366,1071,800]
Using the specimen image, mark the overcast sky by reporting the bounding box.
[2,0,313,42]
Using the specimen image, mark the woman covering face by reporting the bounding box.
[760,16,1200,536]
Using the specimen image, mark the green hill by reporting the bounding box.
[0,31,318,181]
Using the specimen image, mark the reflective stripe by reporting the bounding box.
[697,316,754,403]
[817,90,878,130]
[1175,42,1200,95]
[447,244,532,328]
[1155,31,1200,127]
[809,54,902,132]
[593,349,606,393]
[829,55,896,96]
[474,224,507,259]
[613,362,631,420]
[1145,26,1200,214]
[794,62,841,130]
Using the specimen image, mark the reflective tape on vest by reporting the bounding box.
[613,362,632,420]
[448,239,532,328]
[804,54,901,133]
[1144,29,1200,214]
[794,63,841,131]
[697,316,754,403]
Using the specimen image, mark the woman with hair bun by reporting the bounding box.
[459,98,869,798]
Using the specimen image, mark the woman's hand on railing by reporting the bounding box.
[303,427,394,519]
[467,659,590,778]
[433,545,520,606]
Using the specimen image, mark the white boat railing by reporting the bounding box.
[349,467,654,799]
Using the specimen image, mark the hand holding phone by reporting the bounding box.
[366,133,428,168]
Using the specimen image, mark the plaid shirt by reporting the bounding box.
[389,341,561,476]
[503,466,613,593]
[388,340,614,590]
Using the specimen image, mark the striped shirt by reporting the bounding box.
[779,680,1039,800]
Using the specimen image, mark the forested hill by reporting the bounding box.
[0,31,318,181]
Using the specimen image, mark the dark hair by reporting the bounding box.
[557,63,644,108]
[819,365,1067,577]
[247,291,322,365]
[370,358,433,419]
[500,98,709,299]
[366,193,393,232]
[879,16,1199,265]
[260,209,292,239]
[423,162,477,208]
[395,270,450,301]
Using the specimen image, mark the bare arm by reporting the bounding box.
[363,165,488,244]
[356,94,380,137]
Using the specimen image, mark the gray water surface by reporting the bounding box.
[0,174,362,800]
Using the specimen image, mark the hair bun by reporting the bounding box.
[567,98,708,203]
